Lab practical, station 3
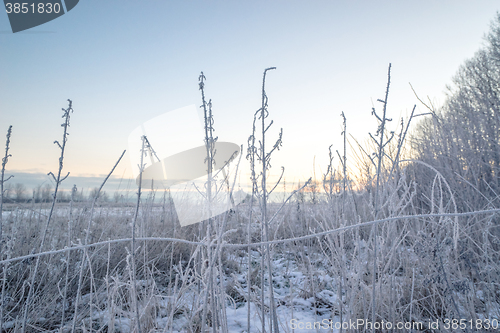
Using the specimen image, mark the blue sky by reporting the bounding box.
[1,1,499,194]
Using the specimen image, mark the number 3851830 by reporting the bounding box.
[5,3,61,14]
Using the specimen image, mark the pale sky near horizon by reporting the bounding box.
[1,1,500,193]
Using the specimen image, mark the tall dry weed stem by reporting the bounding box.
[22,100,73,333]
[0,126,13,333]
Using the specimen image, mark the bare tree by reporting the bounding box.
[413,12,500,209]
[14,183,26,202]
[41,183,53,202]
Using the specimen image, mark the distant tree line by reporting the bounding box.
[2,183,113,203]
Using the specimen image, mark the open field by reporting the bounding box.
[1,180,500,333]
